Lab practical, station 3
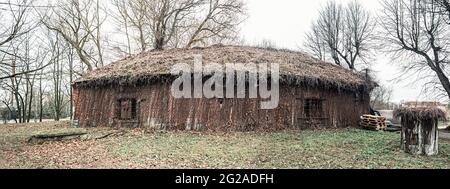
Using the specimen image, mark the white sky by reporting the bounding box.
[240,0,437,103]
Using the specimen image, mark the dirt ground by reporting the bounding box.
[0,122,449,169]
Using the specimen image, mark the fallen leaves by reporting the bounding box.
[1,122,450,169]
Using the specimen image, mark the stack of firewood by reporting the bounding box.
[360,115,387,131]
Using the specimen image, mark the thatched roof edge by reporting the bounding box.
[394,107,447,120]
[73,45,376,93]
[73,73,374,93]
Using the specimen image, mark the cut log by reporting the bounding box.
[28,131,88,144]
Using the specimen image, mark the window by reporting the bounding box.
[304,99,324,118]
[116,98,137,120]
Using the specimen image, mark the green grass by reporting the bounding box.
[0,122,449,169]
[104,129,450,169]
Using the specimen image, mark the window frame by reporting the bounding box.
[303,98,325,119]
[115,98,138,121]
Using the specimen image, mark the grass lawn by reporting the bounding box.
[0,122,449,169]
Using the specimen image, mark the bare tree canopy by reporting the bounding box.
[0,0,246,123]
[40,0,105,71]
[110,0,246,52]
[0,1,28,47]
[111,0,149,53]
[304,0,375,70]
[0,0,53,80]
[380,0,450,100]
[370,85,394,110]
[184,0,246,48]
[436,0,450,21]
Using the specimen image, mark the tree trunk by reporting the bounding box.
[19,94,26,123]
[39,75,43,122]
[14,92,21,123]
[77,48,93,71]
[124,19,131,55]
[27,86,33,123]
[11,60,22,123]
[138,27,146,52]
[69,50,73,120]
[154,36,165,50]
[24,74,29,123]
[435,70,450,100]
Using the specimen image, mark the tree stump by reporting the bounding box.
[396,108,445,156]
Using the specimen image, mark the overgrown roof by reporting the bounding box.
[74,45,375,92]
[395,108,447,120]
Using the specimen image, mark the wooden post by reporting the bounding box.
[396,108,444,156]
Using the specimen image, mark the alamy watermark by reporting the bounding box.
[170,55,280,109]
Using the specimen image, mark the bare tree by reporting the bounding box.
[0,0,76,123]
[145,0,202,50]
[380,0,450,99]
[37,67,44,122]
[51,35,64,121]
[304,0,375,70]
[370,85,393,110]
[0,31,50,123]
[185,0,246,48]
[41,0,105,71]
[110,0,246,51]
[0,0,52,80]
[111,0,151,53]
[88,0,105,67]
[0,1,29,48]
[23,35,35,122]
[111,0,133,55]
[257,39,277,49]
[304,23,327,61]
[8,47,23,123]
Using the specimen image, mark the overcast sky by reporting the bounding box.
[240,0,437,103]
[1,0,436,104]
